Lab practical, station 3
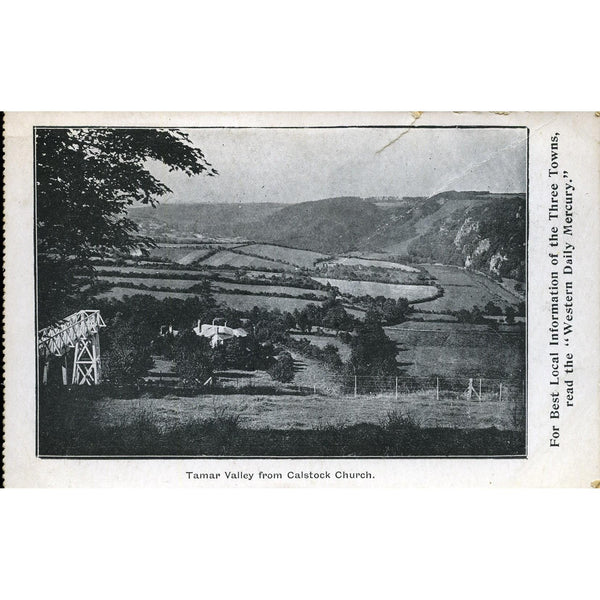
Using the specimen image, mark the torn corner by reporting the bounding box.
[591,480,600,488]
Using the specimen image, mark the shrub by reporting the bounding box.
[173,330,214,385]
[268,351,295,383]
[102,313,154,384]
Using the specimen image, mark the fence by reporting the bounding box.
[217,373,523,401]
[204,373,525,430]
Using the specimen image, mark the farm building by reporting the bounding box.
[193,319,248,348]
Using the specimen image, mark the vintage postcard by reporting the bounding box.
[3,112,599,486]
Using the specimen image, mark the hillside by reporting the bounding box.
[128,191,526,280]
[244,197,382,253]
[129,202,283,238]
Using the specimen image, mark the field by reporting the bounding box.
[385,321,525,379]
[410,313,458,322]
[82,391,522,432]
[145,245,216,264]
[213,293,321,312]
[199,250,292,271]
[419,264,522,312]
[236,244,328,268]
[325,256,419,272]
[96,286,323,311]
[313,277,438,302]
[96,274,326,299]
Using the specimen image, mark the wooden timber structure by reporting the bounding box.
[38,310,106,385]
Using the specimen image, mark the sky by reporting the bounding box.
[150,127,527,204]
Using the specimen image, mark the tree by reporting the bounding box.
[484,301,503,316]
[268,352,296,383]
[283,312,297,332]
[505,306,516,325]
[36,128,216,325]
[173,331,214,385]
[102,313,154,385]
[348,310,398,377]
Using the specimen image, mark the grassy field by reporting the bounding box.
[146,245,215,263]
[326,256,419,271]
[96,275,325,299]
[313,277,438,302]
[76,391,522,432]
[96,286,324,311]
[385,321,525,379]
[39,395,525,458]
[420,264,522,312]
[236,244,328,268]
[200,250,291,271]
[410,313,458,322]
[213,293,321,312]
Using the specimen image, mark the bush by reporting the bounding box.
[102,313,154,384]
[268,352,295,383]
[173,330,214,385]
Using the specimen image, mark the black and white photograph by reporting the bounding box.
[35,124,527,458]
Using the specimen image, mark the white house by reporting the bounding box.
[193,319,248,348]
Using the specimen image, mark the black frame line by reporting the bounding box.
[34,124,529,460]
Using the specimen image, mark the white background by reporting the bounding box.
[2,1,598,599]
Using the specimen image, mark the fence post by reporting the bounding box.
[479,378,482,401]
[395,377,398,400]
[354,375,357,398]
[436,377,439,402]
[499,382,503,402]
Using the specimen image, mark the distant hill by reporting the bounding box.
[244,197,382,253]
[129,202,283,238]
[128,191,526,280]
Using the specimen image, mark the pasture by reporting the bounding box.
[200,250,292,271]
[96,286,323,312]
[213,293,321,312]
[385,321,525,379]
[312,277,438,302]
[326,256,419,272]
[409,312,458,322]
[236,244,328,268]
[65,389,523,433]
[420,264,522,312]
[146,245,216,264]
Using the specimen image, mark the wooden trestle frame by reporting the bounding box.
[38,310,106,385]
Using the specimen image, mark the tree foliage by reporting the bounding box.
[173,331,214,385]
[36,128,216,325]
[101,313,154,385]
[268,352,296,383]
[348,310,398,377]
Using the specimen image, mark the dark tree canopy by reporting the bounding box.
[101,313,155,385]
[36,128,216,325]
[349,310,398,377]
